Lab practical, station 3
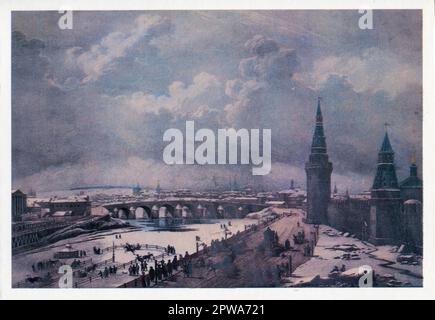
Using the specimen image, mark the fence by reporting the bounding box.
[13,243,170,288]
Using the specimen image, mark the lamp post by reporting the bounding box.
[195,236,201,253]
[112,241,115,263]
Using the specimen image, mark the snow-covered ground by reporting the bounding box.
[12,218,251,285]
[288,225,422,287]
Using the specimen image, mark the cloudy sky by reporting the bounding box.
[12,10,422,193]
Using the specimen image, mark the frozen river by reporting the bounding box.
[118,218,253,253]
[13,218,254,284]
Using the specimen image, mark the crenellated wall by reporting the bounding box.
[327,197,371,241]
[327,195,422,252]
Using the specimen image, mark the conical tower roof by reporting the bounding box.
[372,131,399,189]
[380,132,393,153]
[311,98,327,153]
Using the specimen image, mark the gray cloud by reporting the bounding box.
[239,35,298,84]
[245,34,279,56]
[12,11,422,193]
[224,34,421,189]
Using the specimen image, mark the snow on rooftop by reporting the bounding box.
[50,197,89,203]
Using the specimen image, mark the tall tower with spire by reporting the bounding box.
[305,98,333,224]
[372,132,399,190]
[369,131,402,245]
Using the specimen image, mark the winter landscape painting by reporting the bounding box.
[11,10,422,289]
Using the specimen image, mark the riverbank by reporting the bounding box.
[12,215,134,256]
[43,215,132,244]
[152,209,316,288]
[12,217,252,287]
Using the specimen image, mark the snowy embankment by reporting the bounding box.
[245,207,278,219]
[43,215,132,243]
[286,225,422,287]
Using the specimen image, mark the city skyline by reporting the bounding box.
[12,11,422,193]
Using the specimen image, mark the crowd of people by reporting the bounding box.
[93,246,103,255]
[31,259,58,272]
[29,214,319,288]
[97,265,118,279]
[331,264,347,273]
[210,238,231,255]
[244,223,258,232]
[89,244,184,287]
[219,222,232,230]
[70,259,83,268]
[134,253,184,287]
[181,261,193,277]
[128,262,141,276]
[166,245,176,255]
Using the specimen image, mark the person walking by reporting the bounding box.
[149,266,155,284]
[167,260,173,277]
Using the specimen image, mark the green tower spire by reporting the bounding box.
[311,97,327,154]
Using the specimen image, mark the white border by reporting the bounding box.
[0,0,434,300]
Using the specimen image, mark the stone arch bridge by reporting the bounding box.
[103,198,267,220]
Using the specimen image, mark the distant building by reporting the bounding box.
[43,197,91,217]
[325,131,423,252]
[54,244,80,259]
[155,180,161,194]
[305,98,333,224]
[12,218,74,251]
[401,199,422,252]
[12,189,27,222]
[304,102,422,251]
[400,162,423,202]
[277,189,306,208]
[265,201,286,208]
[369,132,402,245]
[230,176,240,192]
[132,183,141,196]
[28,188,36,197]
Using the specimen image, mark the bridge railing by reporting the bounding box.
[98,243,168,253]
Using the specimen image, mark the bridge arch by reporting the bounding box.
[118,207,132,219]
[222,205,238,218]
[151,205,160,219]
[236,206,246,218]
[181,204,193,218]
[216,205,225,219]
[106,200,262,220]
[203,204,217,218]
[109,208,119,218]
[174,204,183,218]
[129,207,137,219]
[194,204,205,218]
[173,204,193,218]
[135,206,152,219]
[159,204,175,218]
